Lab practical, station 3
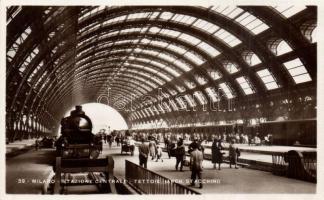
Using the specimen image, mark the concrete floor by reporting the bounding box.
[6,142,316,194]
[103,143,315,194]
[6,148,56,194]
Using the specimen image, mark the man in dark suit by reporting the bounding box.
[189,143,204,188]
[138,138,150,168]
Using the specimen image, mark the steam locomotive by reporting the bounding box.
[55,105,102,159]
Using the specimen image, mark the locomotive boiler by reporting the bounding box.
[55,105,102,159]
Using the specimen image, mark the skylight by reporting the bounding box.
[273,6,307,18]
[195,75,208,85]
[194,91,208,105]
[184,94,197,107]
[205,87,219,102]
[210,6,244,19]
[173,60,192,72]
[172,14,197,25]
[214,29,241,47]
[197,42,221,57]
[276,40,293,56]
[235,12,269,34]
[178,33,201,45]
[257,69,280,90]
[183,51,205,65]
[193,19,219,34]
[283,58,312,84]
[236,76,254,95]
[207,69,222,80]
[219,83,234,99]
[176,97,187,109]
[223,61,239,74]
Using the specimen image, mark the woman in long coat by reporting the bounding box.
[149,139,156,160]
[229,140,239,169]
[211,138,223,170]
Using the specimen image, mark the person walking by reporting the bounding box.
[155,145,163,162]
[175,138,186,171]
[189,143,204,189]
[149,139,157,160]
[138,139,149,168]
[229,140,239,169]
[211,138,224,170]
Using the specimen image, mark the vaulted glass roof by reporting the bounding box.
[6,5,316,124]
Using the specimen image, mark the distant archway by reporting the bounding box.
[62,103,128,134]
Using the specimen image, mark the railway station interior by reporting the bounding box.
[4,5,318,195]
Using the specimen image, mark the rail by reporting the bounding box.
[272,150,316,182]
[125,160,200,194]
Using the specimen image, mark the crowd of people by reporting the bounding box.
[133,133,243,189]
[88,129,274,189]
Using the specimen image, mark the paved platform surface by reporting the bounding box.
[102,143,316,194]
[6,139,36,154]
[5,142,316,194]
[6,148,56,194]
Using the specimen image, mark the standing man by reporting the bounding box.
[138,138,149,168]
[189,143,204,189]
[175,138,186,171]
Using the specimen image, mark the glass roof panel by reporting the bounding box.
[156,71,172,81]
[176,85,186,92]
[156,104,165,114]
[158,52,176,63]
[197,41,221,57]
[164,66,181,77]
[223,61,239,74]
[176,97,187,109]
[183,51,205,65]
[195,75,208,85]
[283,58,312,84]
[173,60,192,71]
[169,99,179,111]
[273,6,307,18]
[178,33,201,45]
[163,102,172,112]
[236,76,254,95]
[207,69,222,80]
[184,80,197,89]
[205,87,219,102]
[214,29,241,47]
[151,40,169,48]
[219,82,234,99]
[160,12,174,20]
[184,94,197,107]
[192,19,219,34]
[172,14,197,25]
[159,29,182,37]
[276,40,293,56]
[127,12,151,20]
[257,69,279,90]
[235,12,269,34]
[167,44,187,54]
[193,91,207,105]
[210,6,244,19]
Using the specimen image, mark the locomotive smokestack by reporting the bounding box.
[71,105,85,116]
[75,105,82,111]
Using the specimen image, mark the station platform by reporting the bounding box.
[5,142,316,194]
[102,143,316,194]
[6,139,36,157]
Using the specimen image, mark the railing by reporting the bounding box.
[272,152,288,176]
[125,160,200,194]
[272,150,316,183]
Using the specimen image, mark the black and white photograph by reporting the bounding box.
[1,0,323,199]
